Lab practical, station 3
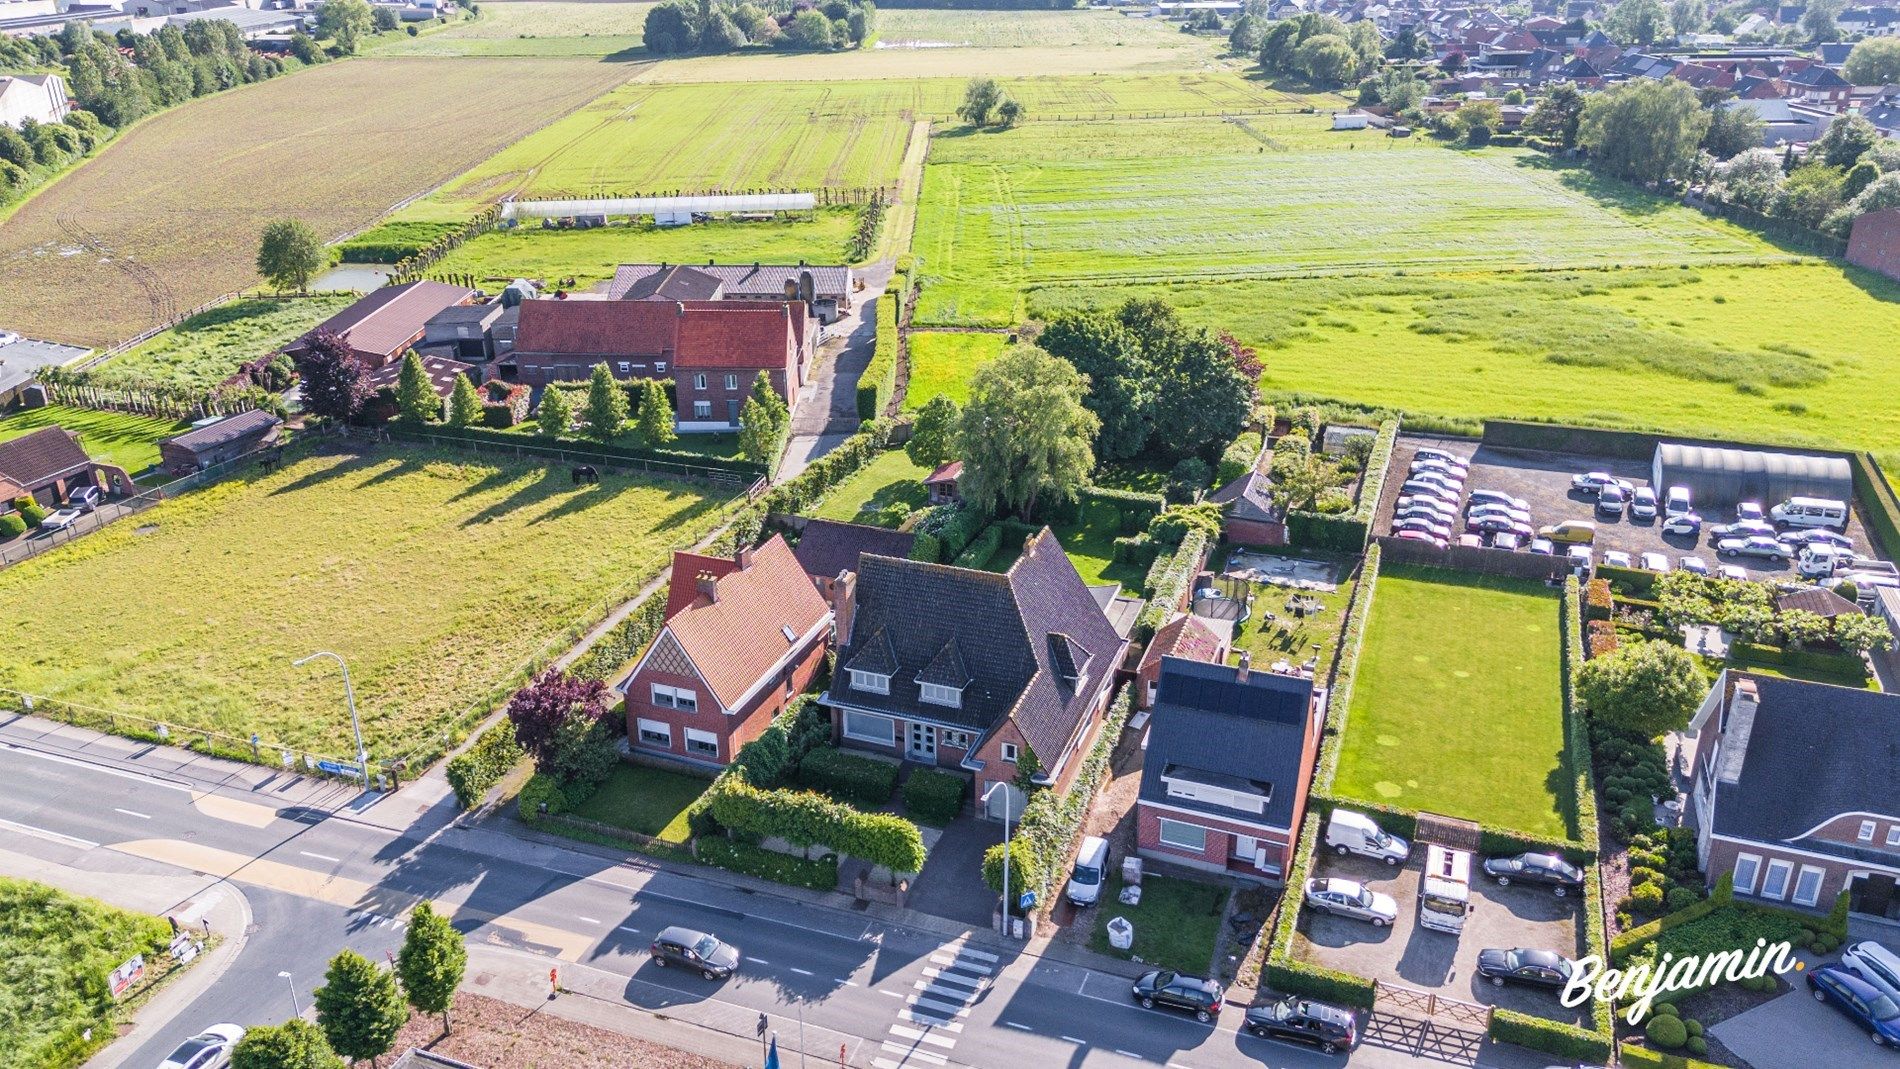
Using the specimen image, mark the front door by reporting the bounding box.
[908,722,936,762]
[726,398,741,426]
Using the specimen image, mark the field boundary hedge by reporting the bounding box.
[384,424,767,481]
[1315,544,1379,790]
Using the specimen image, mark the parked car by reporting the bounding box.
[39,506,84,531]
[1807,964,1900,1046]
[1571,471,1619,495]
[1771,496,1849,530]
[1784,529,1855,550]
[1244,995,1358,1054]
[1528,538,1555,556]
[1492,532,1524,551]
[1397,500,1458,523]
[1638,551,1671,572]
[1842,941,1900,1004]
[1710,519,1779,542]
[1476,948,1578,990]
[1304,878,1399,926]
[1481,853,1584,896]
[1595,484,1628,517]
[1664,485,1693,517]
[1399,481,1460,504]
[1602,550,1632,568]
[1630,486,1658,520]
[1538,520,1597,545]
[1467,502,1532,525]
[1325,809,1410,865]
[1467,489,1528,512]
[157,1026,246,1069]
[1411,459,1465,481]
[1718,564,1749,582]
[1066,836,1109,907]
[1408,471,1463,494]
[1679,556,1710,576]
[1393,517,1453,541]
[68,485,103,512]
[1566,545,1594,574]
[1131,970,1224,1022]
[1413,448,1468,472]
[1466,515,1532,539]
[649,926,740,980]
[1715,535,1794,562]
[1735,501,1766,523]
[1661,512,1703,537]
[1395,530,1448,549]
[1458,533,1484,549]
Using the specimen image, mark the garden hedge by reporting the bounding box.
[859,270,904,419]
[983,687,1133,906]
[1618,1043,1728,1069]
[1134,529,1210,638]
[708,776,926,874]
[954,522,1005,568]
[445,719,524,810]
[902,768,967,825]
[1260,813,1377,1008]
[1315,545,1380,788]
[1598,563,1659,596]
[1850,451,1900,560]
[696,836,838,891]
[1488,1010,1614,1064]
[797,746,901,807]
[1559,579,1603,851]
[1286,418,1397,553]
[1077,485,1166,532]
[385,422,766,478]
[567,589,668,683]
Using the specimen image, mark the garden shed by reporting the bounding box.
[1650,442,1852,510]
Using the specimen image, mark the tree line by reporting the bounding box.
[644,0,875,55]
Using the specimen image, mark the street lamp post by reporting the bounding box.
[293,651,369,789]
[278,970,301,1017]
[981,781,1016,937]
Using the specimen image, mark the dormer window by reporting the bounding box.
[850,669,890,694]
[919,682,962,708]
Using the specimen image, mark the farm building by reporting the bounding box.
[157,410,282,475]
[0,425,131,505]
[501,193,817,228]
[1651,442,1853,510]
[284,281,478,370]
[609,262,855,323]
[1331,111,1371,130]
[0,72,68,128]
[363,352,475,420]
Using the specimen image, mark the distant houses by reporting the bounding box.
[0,73,68,128]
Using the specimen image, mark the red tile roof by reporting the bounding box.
[660,535,831,709]
[1140,613,1226,672]
[0,425,93,488]
[676,301,796,369]
[299,281,475,364]
[513,299,682,357]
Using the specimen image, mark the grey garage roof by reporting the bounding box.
[1652,442,1852,507]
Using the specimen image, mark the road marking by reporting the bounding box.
[900,1012,960,1032]
[929,953,992,976]
[912,980,976,1002]
[745,956,770,965]
[886,1025,955,1049]
[1003,1021,1031,1031]
[0,816,97,849]
[879,1041,948,1065]
[299,851,341,863]
[576,916,602,925]
[0,743,191,792]
[906,994,970,1018]
[1115,1051,1145,1060]
[113,807,151,819]
[617,926,640,933]
[879,989,903,999]
[838,978,858,986]
[1061,1035,1087,1044]
[950,944,998,964]
[921,967,983,989]
[789,967,814,976]
[1169,1063,1196,1069]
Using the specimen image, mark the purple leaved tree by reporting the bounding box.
[294,328,371,425]
[505,669,610,768]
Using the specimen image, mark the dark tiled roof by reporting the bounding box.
[790,519,916,580]
[918,640,972,688]
[1775,586,1861,618]
[161,409,281,452]
[0,425,93,487]
[609,263,851,301]
[844,628,901,677]
[301,281,475,361]
[1711,675,1900,843]
[1138,657,1315,830]
[619,264,726,302]
[1210,469,1279,524]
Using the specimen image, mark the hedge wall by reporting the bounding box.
[1488,1010,1614,1064]
[708,776,927,874]
[985,687,1133,906]
[902,768,967,825]
[1285,418,1398,553]
[955,522,1005,568]
[567,589,669,683]
[1481,419,1660,461]
[1559,579,1602,849]
[1618,1043,1728,1069]
[385,422,766,478]
[859,268,906,419]
[445,719,524,810]
[1850,451,1900,560]
[797,746,901,807]
[1134,529,1210,638]
[1598,563,1658,597]
[1316,545,1380,788]
[696,836,839,891]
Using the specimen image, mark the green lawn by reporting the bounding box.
[0,447,727,757]
[1,877,171,1069]
[903,331,1013,408]
[1333,566,1570,838]
[371,0,654,57]
[500,422,744,460]
[570,762,709,844]
[92,295,354,393]
[810,448,930,526]
[1227,562,1358,677]
[1047,501,1147,592]
[0,405,192,476]
[1088,871,1228,975]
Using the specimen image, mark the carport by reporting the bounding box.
[1651,443,1852,511]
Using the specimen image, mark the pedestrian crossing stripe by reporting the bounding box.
[921,966,984,989]
[880,1040,949,1065]
[888,1024,957,1049]
[907,993,972,1017]
[900,1011,962,1032]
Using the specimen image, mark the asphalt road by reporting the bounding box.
[0,730,1547,1069]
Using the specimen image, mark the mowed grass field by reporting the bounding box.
[94,295,354,392]
[903,330,1013,408]
[878,7,1219,49]
[0,404,190,476]
[912,115,1777,326]
[1332,566,1570,838]
[372,0,655,57]
[429,210,859,286]
[0,447,727,756]
[0,57,630,347]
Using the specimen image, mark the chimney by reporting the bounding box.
[736,545,755,571]
[1235,650,1252,683]
[834,572,858,645]
[696,569,719,603]
[1727,677,1759,727]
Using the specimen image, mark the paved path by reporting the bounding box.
[781,263,893,481]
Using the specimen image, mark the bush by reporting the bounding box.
[709,777,925,874]
[1215,431,1264,486]
[1646,1013,1688,1049]
[1263,959,1376,1008]
[1665,886,1702,911]
[1584,578,1613,621]
[445,720,525,809]
[902,768,967,825]
[1164,457,1210,503]
[1686,1036,1707,1055]
[20,502,47,527]
[515,772,571,823]
[1488,1010,1614,1063]
[953,522,1004,568]
[1112,534,1160,569]
[0,512,23,539]
[1631,880,1667,913]
[695,837,838,891]
[796,746,900,807]
[1684,1018,1704,1038]
[1134,529,1210,638]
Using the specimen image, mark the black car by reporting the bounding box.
[649,925,741,980]
[1131,969,1224,1022]
[1476,948,1577,990]
[1244,994,1357,1054]
[1483,853,1585,896]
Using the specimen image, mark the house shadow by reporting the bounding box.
[1841,260,1900,305]
[1393,925,1456,988]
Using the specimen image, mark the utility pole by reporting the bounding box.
[293,651,369,789]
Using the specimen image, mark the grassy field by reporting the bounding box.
[92,295,354,392]
[1332,566,1570,839]
[0,404,191,476]
[2,877,172,1069]
[810,448,930,525]
[1088,871,1227,975]
[0,446,728,757]
[914,121,1777,326]
[0,57,629,347]
[903,331,1013,408]
[427,211,860,286]
[569,763,707,843]
[372,0,654,57]
[879,7,1219,49]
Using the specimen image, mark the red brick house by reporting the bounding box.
[0,425,133,506]
[503,299,811,432]
[285,281,478,369]
[1686,671,1900,920]
[1136,613,1230,710]
[822,528,1130,821]
[1210,465,1287,547]
[617,535,832,769]
[1135,657,1322,883]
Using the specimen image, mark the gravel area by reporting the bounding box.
[390,992,742,1069]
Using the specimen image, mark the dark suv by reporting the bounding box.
[1131,970,1223,1022]
[1244,995,1357,1053]
[649,925,740,980]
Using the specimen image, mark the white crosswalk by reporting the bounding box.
[871,938,997,1069]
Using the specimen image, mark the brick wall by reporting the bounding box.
[1226,517,1288,547]
[1135,803,1293,880]
[1849,209,1900,283]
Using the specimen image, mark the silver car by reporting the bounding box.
[1304,878,1399,927]
[1715,535,1793,561]
[1843,941,1900,1003]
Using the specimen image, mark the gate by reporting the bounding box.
[1366,981,1492,1063]
[1374,981,1493,1030]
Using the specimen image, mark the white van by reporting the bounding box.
[1065,835,1110,907]
[1325,809,1410,865]
[1418,844,1473,935]
[1798,544,1860,578]
[1770,497,1848,529]
[1844,940,1900,1003]
[1664,486,1693,518]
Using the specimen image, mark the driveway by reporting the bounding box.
[779,260,893,480]
[908,815,1002,929]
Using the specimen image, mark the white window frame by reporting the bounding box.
[919,682,962,708]
[617,361,631,374]
[650,684,675,709]
[694,373,707,390]
[1860,820,1878,842]
[941,729,972,750]
[849,669,889,694]
[1887,827,1900,847]
[725,373,739,390]
[1792,864,1826,907]
[635,718,671,748]
[1732,853,1762,896]
[655,361,668,373]
[842,710,895,745]
[692,400,712,419]
[1164,778,1267,815]
[1156,818,1208,853]
[1760,858,1794,900]
[650,684,697,713]
[1000,742,1019,763]
[684,727,719,759]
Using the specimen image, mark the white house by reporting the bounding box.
[0,73,70,129]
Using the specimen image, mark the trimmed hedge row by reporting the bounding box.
[859,269,905,419]
[385,422,767,477]
[955,521,1005,567]
[797,746,901,807]
[567,589,668,684]
[903,768,967,825]
[696,836,839,891]
[1262,813,1378,1009]
[1598,563,1659,596]
[1286,418,1398,553]
[1078,484,1166,520]
[1728,640,1870,679]
[1850,451,1900,560]
[1611,878,1730,963]
[1618,1043,1728,1069]
[445,719,524,810]
[1134,529,1210,638]
[1560,579,1603,850]
[1488,1010,1614,1064]
[911,500,991,563]
[708,776,927,875]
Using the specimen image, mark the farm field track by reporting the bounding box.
[0,445,728,757]
[370,0,655,57]
[1036,262,1900,466]
[911,117,1779,326]
[0,57,632,348]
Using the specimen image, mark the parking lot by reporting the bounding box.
[1294,851,1590,1027]
[1381,435,1882,580]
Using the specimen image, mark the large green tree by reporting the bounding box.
[1578,78,1710,187]
[1524,83,1586,148]
[956,346,1097,521]
[1577,639,1706,738]
[256,219,328,293]
[316,0,373,53]
[1701,104,1765,160]
[1605,0,1667,45]
[580,363,628,442]
[634,378,676,446]
[1036,313,1151,461]
[313,949,408,1067]
[1814,113,1879,169]
[1293,33,1358,86]
[231,1020,345,1069]
[394,350,436,424]
[1845,37,1900,86]
[958,77,1002,126]
[738,372,788,466]
[397,900,467,1032]
[905,395,961,469]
